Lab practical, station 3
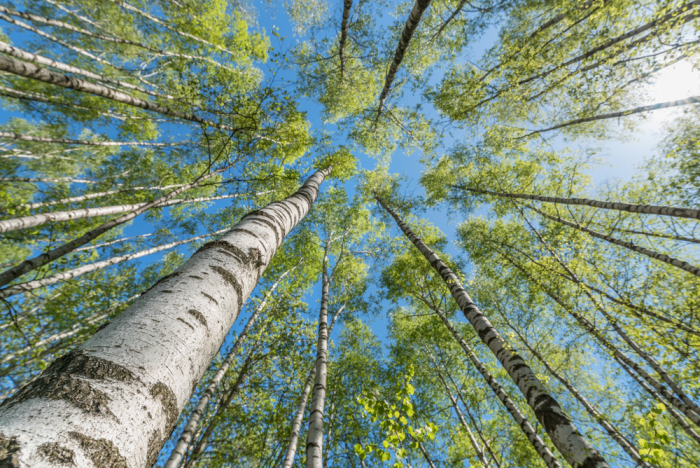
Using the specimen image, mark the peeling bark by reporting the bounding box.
[0,168,331,468]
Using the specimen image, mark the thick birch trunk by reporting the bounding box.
[0,54,241,131]
[418,302,560,468]
[375,0,432,120]
[164,263,299,468]
[0,131,186,147]
[0,168,331,468]
[499,312,650,467]
[0,193,252,234]
[0,162,233,288]
[457,186,700,221]
[282,305,345,468]
[338,0,352,79]
[500,251,700,428]
[305,252,332,468]
[521,96,700,137]
[377,196,607,468]
[0,229,227,299]
[528,205,700,277]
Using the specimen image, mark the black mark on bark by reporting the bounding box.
[211,266,243,311]
[177,317,194,331]
[187,309,207,328]
[201,292,218,305]
[68,432,127,468]
[0,433,21,468]
[38,442,75,465]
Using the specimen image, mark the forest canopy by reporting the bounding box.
[0,0,699,467]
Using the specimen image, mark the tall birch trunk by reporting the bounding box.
[0,168,331,468]
[376,196,607,468]
[500,251,700,428]
[164,263,299,468]
[497,310,651,467]
[375,0,432,121]
[0,55,240,132]
[305,245,333,468]
[456,186,700,221]
[338,0,352,79]
[0,193,257,234]
[282,304,345,468]
[0,162,233,288]
[75,234,154,252]
[23,185,188,210]
[416,301,561,468]
[0,131,187,147]
[426,350,490,467]
[521,96,700,137]
[0,229,227,299]
[528,205,700,277]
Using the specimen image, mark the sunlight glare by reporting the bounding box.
[649,59,700,104]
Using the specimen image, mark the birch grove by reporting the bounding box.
[2,0,699,467]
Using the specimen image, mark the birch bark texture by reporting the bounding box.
[0,167,331,468]
[376,196,609,468]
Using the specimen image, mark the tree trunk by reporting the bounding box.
[23,185,188,210]
[499,250,700,428]
[0,229,228,299]
[0,54,240,131]
[75,233,154,252]
[0,161,233,288]
[375,0,432,121]
[376,196,608,468]
[427,350,490,468]
[497,310,651,467]
[282,304,345,468]
[521,96,700,138]
[456,186,700,221]
[305,245,333,468]
[164,263,299,468]
[0,167,331,468]
[338,0,352,79]
[528,205,700,277]
[0,131,186,147]
[0,193,253,234]
[416,301,561,468]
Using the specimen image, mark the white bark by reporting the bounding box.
[0,192,257,233]
[0,167,331,468]
[23,185,187,210]
[377,197,607,468]
[0,229,228,299]
[75,233,154,252]
[282,305,345,468]
[0,131,187,148]
[164,262,300,468]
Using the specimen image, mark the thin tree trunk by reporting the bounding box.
[615,357,700,445]
[0,161,234,287]
[415,301,561,468]
[22,185,187,210]
[183,349,260,468]
[603,226,700,245]
[0,54,241,131]
[427,350,490,467]
[0,40,165,98]
[496,310,651,467]
[0,167,331,467]
[282,304,345,468]
[1,176,98,184]
[164,262,300,468]
[338,0,352,79]
[75,233,154,252]
[0,130,187,147]
[375,0,432,122]
[0,229,227,299]
[454,186,700,221]
[376,196,607,468]
[427,0,467,43]
[499,250,700,428]
[528,205,700,277]
[520,96,700,138]
[0,192,253,233]
[416,441,437,468]
[305,243,334,468]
